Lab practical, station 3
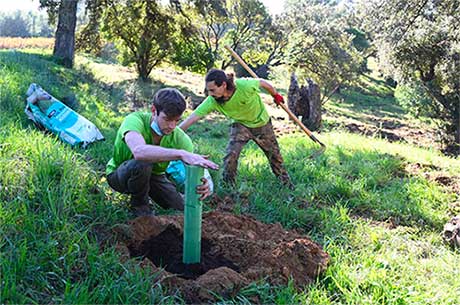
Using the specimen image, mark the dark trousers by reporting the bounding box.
[107,159,184,211]
[223,120,291,186]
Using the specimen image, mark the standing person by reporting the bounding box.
[180,69,293,188]
[106,88,219,217]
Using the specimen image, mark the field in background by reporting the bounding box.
[0,37,54,49]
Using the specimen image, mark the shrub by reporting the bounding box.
[394,81,438,118]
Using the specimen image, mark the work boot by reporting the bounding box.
[131,204,154,217]
[129,195,154,217]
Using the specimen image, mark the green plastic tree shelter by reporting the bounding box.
[183,164,204,264]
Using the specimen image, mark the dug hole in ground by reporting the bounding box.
[113,197,330,303]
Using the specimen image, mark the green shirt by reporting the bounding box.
[194,78,269,128]
[106,112,193,175]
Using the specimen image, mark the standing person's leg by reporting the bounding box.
[149,174,184,211]
[223,123,252,185]
[251,120,293,188]
[107,159,153,214]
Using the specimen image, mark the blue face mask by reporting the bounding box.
[151,119,164,136]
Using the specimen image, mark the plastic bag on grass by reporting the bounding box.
[166,160,214,194]
[25,83,104,148]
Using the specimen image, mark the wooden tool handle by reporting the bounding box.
[224,45,319,140]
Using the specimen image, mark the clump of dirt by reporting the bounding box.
[114,211,329,303]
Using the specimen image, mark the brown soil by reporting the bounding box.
[344,121,439,149]
[114,211,329,303]
[405,162,460,194]
[273,123,300,137]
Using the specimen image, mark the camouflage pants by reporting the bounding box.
[223,120,291,186]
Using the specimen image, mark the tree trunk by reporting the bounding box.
[288,73,322,131]
[137,55,151,82]
[456,97,460,155]
[422,79,460,155]
[53,0,78,68]
[306,78,321,130]
[288,73,300,117]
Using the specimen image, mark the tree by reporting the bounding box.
[25,11,54,37]
[39,0,79,68]
[220,0,272,69]
[0,11,31,37]
[102,0,174,81]
[171,0,229,72]
[281,0,364,102]
[233,16,288,78]
[359,0,460,153]
[36,14,54,37]
[169,0,227,72]
[170,0,274,73]
[75,0,108,55]
[53,0,78,67]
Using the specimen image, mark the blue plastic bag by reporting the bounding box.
[166,160,186,188]
[166,160,214,193]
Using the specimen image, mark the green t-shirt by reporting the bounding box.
[106,112,193,175]
[194,78,269,128]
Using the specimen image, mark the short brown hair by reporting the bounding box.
[152,88,186,117]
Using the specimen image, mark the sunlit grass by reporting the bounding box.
[1,49,459,304]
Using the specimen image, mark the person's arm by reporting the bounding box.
[260,79,285,105]
[179,113,201,131]
[125,131,218,169]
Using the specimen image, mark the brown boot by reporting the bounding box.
[129,195,154,217]
[131,204,154,217]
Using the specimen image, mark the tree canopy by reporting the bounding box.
[102,0,174,81]
[282,0,364,99]
[360,0,460,152]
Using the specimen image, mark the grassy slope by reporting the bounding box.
[1,49,459,304]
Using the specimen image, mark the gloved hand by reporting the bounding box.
[273,93,284,105]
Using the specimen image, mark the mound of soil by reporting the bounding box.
[114,211,329,303]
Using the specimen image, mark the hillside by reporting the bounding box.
[1,49,459,304]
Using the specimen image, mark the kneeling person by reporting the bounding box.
[106,88,218,216]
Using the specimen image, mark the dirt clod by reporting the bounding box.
[115,211,329,303]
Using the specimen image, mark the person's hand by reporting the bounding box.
[181,152,219,170]
[273,93,284,105]
[196,177,211,200]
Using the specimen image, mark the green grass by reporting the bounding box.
[1,49,459,304]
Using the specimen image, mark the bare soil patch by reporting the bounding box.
[343,120,439,149]
[405,162,460,194]
[114,211,329,303]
